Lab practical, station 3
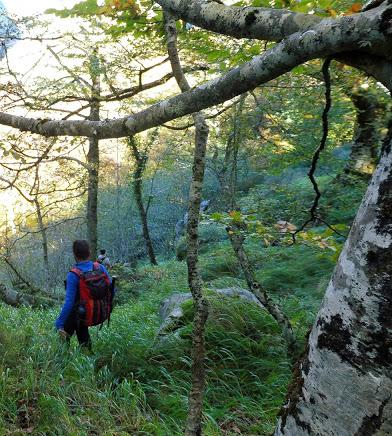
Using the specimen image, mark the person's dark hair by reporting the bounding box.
[100,249,106,255]
[73,240,91,260]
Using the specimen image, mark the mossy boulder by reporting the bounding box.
[157,287,264,337]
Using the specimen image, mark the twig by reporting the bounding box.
[292,58,333,243]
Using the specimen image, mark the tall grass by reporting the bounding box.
[0,242,334,435]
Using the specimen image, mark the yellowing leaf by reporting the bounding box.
[344,2,362,14]
[326,7,337,16]
[229,210,242,222]
[350,3,362,12]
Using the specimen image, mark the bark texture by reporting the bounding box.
[128,136,158,266]
[226,224,299,361]
[158,0,322,41]
[276,130,392,435]
[336,53,392,91]
[164,12,210,435]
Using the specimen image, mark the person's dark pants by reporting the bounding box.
[63,307,92,350]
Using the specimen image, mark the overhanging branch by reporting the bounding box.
[0,6,389,138]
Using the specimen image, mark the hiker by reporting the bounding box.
[55,240,112,349]
[97,248,111,269]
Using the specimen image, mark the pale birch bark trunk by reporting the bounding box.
[164,12,210,435]
[275,127,392,435]
[31,165,50,287]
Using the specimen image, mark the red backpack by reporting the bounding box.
[71,262,112,327]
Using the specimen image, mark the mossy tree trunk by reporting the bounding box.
[128,136,158,266]
[164,11,210,436]
[34,198,50,285]
[212,94,246,210]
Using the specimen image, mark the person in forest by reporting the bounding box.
[97,248,111,269]
[55,240,112,350]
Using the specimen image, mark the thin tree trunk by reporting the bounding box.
[228,94,246,210]
[213,95,246,210]
[87,135,99,258]
[164,12,210,435]
[344,88,384,178]
[34,198,50,284]
[275,122,392,435]
[128,136,158,266]
[87,51,100,258]
[185,115,209,436]
[226,224,299,361]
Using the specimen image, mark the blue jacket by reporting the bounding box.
[55,260,111,330]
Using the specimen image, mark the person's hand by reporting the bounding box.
[58,329,69,339]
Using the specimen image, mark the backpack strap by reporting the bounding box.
[70,267,82,277]
[93,261,101,270]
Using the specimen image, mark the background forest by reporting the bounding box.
[0,0,391,434]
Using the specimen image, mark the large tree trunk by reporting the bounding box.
[344,88,384,178]
[128,136,158,266]
[276,125,392,435]
[86,52,101,258]
[164,12,210,435]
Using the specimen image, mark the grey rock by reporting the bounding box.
[158,292,191,335]
[215,287,264,309]
[175,199,210,240]
[157,287,264,337]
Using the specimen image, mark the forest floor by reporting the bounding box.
[0,168,368,435]
[0,240,335,435]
